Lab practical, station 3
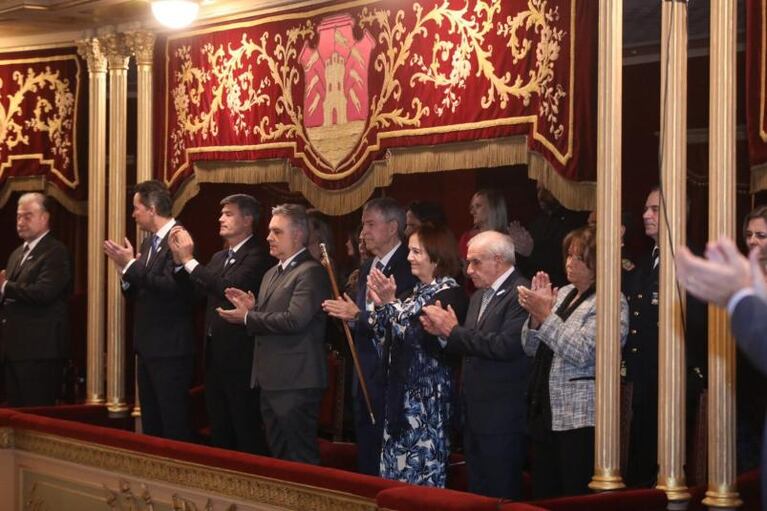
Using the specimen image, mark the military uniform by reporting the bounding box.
[622,249,659,487]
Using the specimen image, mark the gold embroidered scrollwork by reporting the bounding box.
[168,0,570,177]
[0,65,76,169]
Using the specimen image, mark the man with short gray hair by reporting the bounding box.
[422,231,530,499]
[219,203,330,464]
[322,196,417,475]
[0,193,72,406]
[169,194,273,454]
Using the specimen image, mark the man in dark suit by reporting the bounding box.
[676,238,767,511]
[322,197,417,475]
[104,180,195,441]
[168,194,273,454]
[219,203,330,464]
[421,230,530,499]
[0,192,72,406]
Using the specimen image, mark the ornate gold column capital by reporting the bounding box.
[102,33,130,70]
[125,31,156,67]
[76,38,107,74]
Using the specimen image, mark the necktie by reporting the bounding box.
[477,287,495,321]
[225,248,235,266]
[375,260,385,272]
[652,246,659,269]
[147,234,161,263]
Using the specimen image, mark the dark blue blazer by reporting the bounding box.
[353,243,417,402]
[731,293,767,510]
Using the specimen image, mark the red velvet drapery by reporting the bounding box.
[0,47,86,214]
[157,0,596,213]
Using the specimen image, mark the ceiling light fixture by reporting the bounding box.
[151,0,200,29]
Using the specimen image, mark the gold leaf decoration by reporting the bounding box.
[168,0,569,175]
[0,66,75,168]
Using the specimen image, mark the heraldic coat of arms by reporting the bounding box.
[299,14,375,169]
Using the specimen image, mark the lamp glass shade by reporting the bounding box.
[151,0,199,29]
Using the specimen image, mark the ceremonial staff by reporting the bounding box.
[319,243,376,425]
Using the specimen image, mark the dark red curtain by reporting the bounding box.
[0,47,86,209]
[156,0,596,197]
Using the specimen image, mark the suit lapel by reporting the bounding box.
[477,271,519,328]
[222,237,255,277]
[261,250,309,306]
[465,292,482,329]
[10,233,51,281]
[8,243,27,280]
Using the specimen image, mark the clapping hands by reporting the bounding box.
[367,268,396,305]
[518,271,557,328]
[217,287,257,324]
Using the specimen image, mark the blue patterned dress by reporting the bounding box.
[369,277,465,487]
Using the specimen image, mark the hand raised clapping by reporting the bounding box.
[518,271,557,328]
[367,267,397,305]
[168,226,194,265]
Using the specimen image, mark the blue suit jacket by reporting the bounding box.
[352,243,417,404]
[731,294,767,510]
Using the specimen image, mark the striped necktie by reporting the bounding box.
[477,288,495,321]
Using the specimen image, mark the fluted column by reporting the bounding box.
[703,3,741,509]
[126,30,155,186]
[77,38,108,405]
[656,0,690,503]
[589,0,624,492]
[125,30,155,423]
[104,33,131,416]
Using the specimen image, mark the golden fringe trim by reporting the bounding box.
[0,176,87,216]
[751,162,767,194]
[529,152,595,211]
[172,137,595,215]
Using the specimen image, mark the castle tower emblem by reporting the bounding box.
[299,14,375,169]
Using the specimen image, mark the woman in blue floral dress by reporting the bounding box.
[367,224,468,487]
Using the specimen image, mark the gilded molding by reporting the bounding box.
[77,38,107,74]
[102,33,130,70]
[104,480,155,511]
[125,31,156,67]
[0,427,14,448]
[11,430,376,511]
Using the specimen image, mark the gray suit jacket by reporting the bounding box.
[247,250,331,391]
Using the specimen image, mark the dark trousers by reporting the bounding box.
[137,355,193,442]
[532,426,595,499]
[353,383,385,475]
[464,428,527,499]
[626,399,658,486]
[205,366,268,455]
[260,388,323,464]
[5,359,62,407]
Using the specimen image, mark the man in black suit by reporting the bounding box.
[322,197,417,475]
[421,230,530,499]
[676,238,767,511]
[219,204,330,464]
[104,180,195,441]
[168,194,273,454]
[0,192,72,406]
